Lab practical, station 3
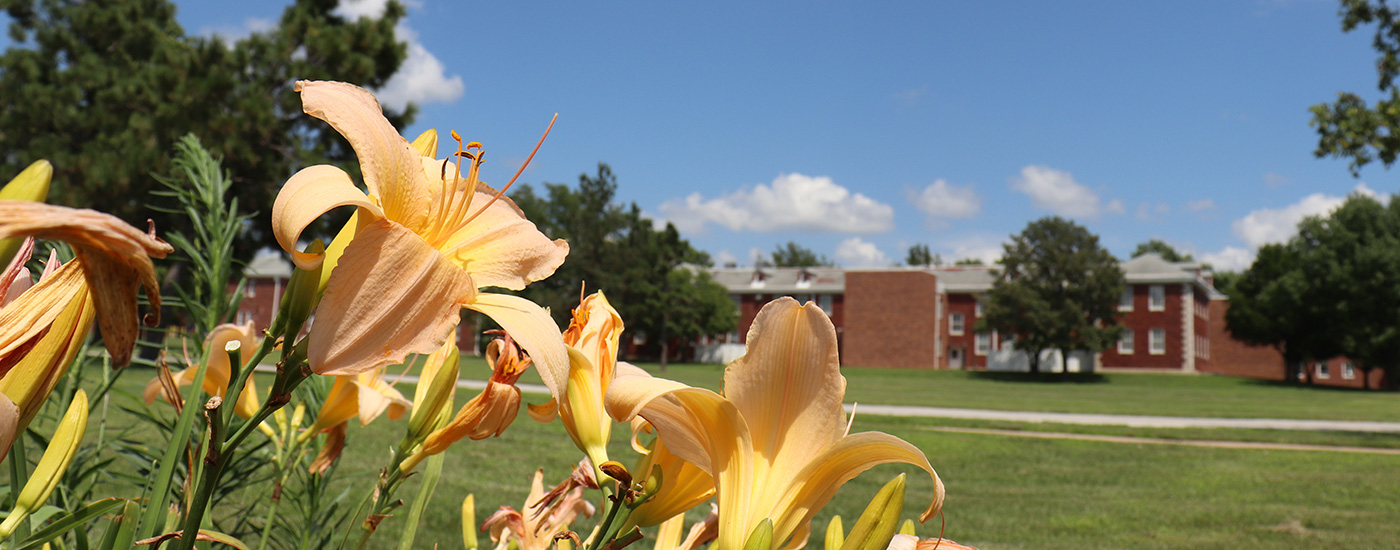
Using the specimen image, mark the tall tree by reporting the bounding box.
[1224,243,1323,384]
[512,164,737,364]
[0,0,412,259]
[954,257,985,266]
[979,217,1124,374]
[1131,239,1193,262]
[1310,0,1400,174]
[905,243,940,267]
[771,241,834,267]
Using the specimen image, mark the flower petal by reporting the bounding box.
[767,431,944,542]
[604,375,756,550]
[0,392,15,462]
[437,182,568,291]
[0,259,85,376]
[308,218,475,376]
[271,165,382,271]
[296,80,431,232]
[0,273,94,433]
[465,293,566,400]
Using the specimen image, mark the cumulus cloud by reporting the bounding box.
[1231,184,1376,248]
[1011,165,1108,218]
[658,173,895,234]
[835,238,890,267]
[1135,202,1170,222]
[942,235,1005,266]
[909,179,980,229]
[198,17,274,42]
[1200,246,1254,272]
[335,1,464,111]
[714,250,739,268]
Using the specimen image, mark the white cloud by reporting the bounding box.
[334,1,464,111]
[659,173,895,234]
[1186,199,1217,212]
[835,238,889,267]
[1106,199,1126,215]
[714,250,739,268]
[1135,202,1170,222]
[909,180,980,229]
[1201,246,1254,272]
[942,235,1005,265]
[1011,165,1107,218]
[1231,183,1379,248]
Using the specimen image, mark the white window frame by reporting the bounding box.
[974,332,991,355]
[949,312,965,336]
[1118,286,1133,312]
[1149,328,1166,355]
[975,299,984,318]
[1343,362,1356,380]
[818,294,834,315]
[1149,285,1165,311]
[1316,361,1330,379]
[1118,329,1134,354]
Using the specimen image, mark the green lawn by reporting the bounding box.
[612,362,1400,423]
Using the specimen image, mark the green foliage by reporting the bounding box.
[1130,239,1193,262]
[150,135,250,338]
[954,257,985,266]
[904,244,939,267]
[979,217,1124,374]
[0,0,413,259]
[1310,0,1400,174]
[512,164,738,361]
[771,241,834,267]
[1229,193,1400,389]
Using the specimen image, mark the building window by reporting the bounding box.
[818,294,834,315]
[949,313,964,336]
[1001,333,1017,351]
[1149,328,1165,355]
[1118,287,1133,311]
[1118,329,1134,354]
[1149,285,1165,311]
[1316,361,1330,379]
[1343,362,1356,380]
[975,332,991,355]
[246,283,256,298]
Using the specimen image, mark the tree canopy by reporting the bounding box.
[905,243,940,267]
[0,0,411,259]
[1226,193,1400,388]
[771,241,834,268]
[1310,0,1400,174]
[1131,239,1193,262]
[979,217,1125,374]
[512,164,738,363]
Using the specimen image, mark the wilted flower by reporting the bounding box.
[481,469,596,550]
[886,535,979,550]
[606,298,944,550]
[270,80,568,403]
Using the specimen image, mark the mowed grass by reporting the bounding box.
[342,402,1400,550]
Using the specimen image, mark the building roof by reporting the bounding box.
[1121,253,1222,297]
[245,252,294,279]
[709,267,844,294]
[932,265,996,293]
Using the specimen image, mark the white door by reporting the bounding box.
[949,347,964,369]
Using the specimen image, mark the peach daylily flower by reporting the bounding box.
[270,80,568,403]
[302,366,410,438]
[886,534,979,550]
[143,322,263,419]
[0,201,172,366]
[606,298,944,550]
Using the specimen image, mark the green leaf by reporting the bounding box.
[14,498,125,550]
[396,452,445,550]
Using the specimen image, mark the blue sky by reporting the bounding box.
[178,1,1391,270]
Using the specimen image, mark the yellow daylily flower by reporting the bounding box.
[480,469,595,550]
[0,201,172,366]
[143,322,263,419]
[270,80,569,403]
[0,252,94,460]
[0,160,52,266]
[885,535,979,550]
[606,298,945,550]
[532,291,624,471]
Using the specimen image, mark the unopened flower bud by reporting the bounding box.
[841,474,906,550]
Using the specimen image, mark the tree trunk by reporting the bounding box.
[659,310,670,371]
[1027,348,1041,374]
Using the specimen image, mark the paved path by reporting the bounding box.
[291,368,1400,435]
[917,426,1400,455]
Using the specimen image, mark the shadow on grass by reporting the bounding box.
[965,370,1108,384]
[1241,377,1393,393]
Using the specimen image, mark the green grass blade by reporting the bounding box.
[14,498,125,550]
[396,452,445,550]
[136,352,214,540]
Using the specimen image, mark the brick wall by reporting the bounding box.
[1101,283,1184,369]
[842,271,940,368]
[1204,299,1389,388]
[943,293,982,368]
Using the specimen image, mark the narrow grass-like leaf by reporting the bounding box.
[14,498,125,550]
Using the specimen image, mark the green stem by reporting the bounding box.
[6,438,28,542]
[255,478,284,550]
[173,397,227,550]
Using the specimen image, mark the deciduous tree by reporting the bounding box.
[979,217,1124,374]
[905,243,940,267]
[1310,0,1400,174]
[771,241,834,267]
[1131,239,1193,262]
